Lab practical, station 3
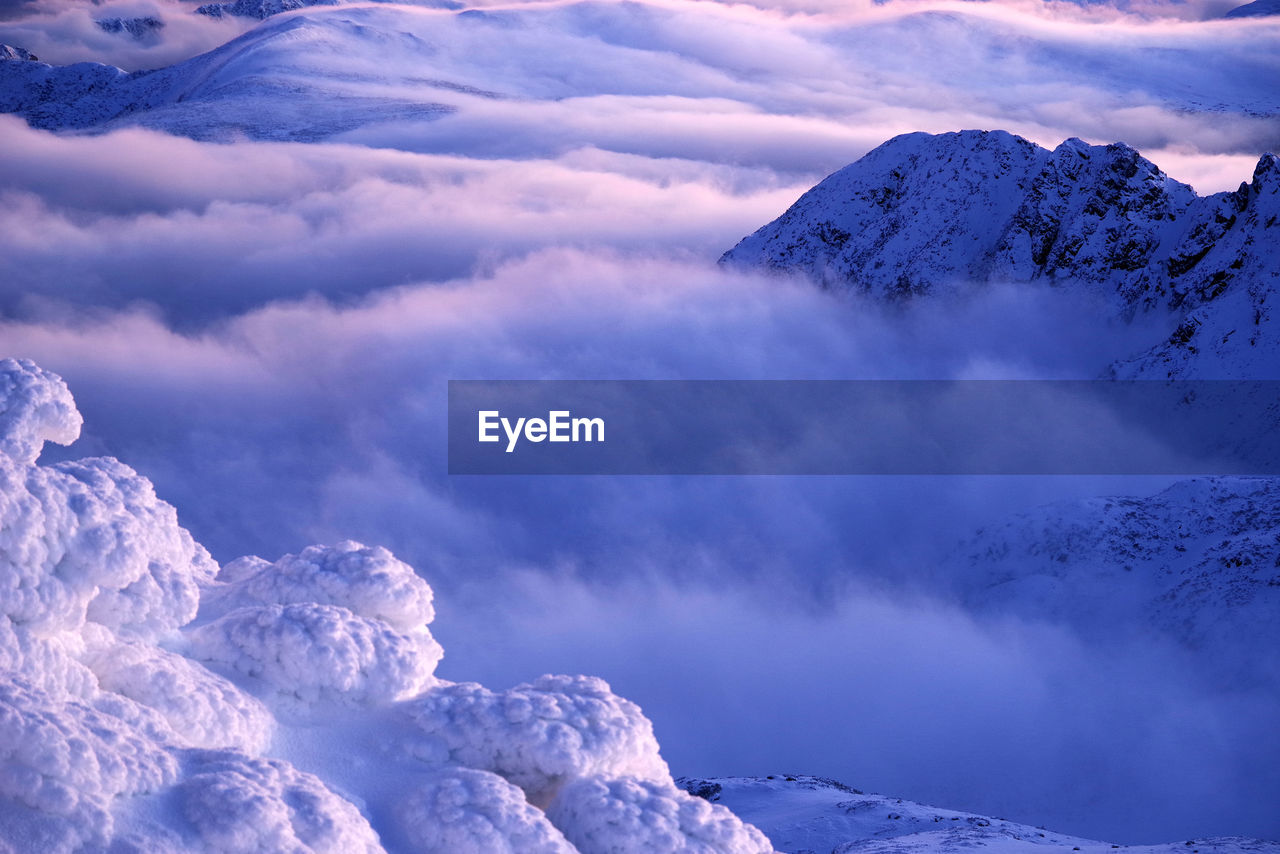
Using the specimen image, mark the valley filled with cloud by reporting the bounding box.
[0,0,1277,849]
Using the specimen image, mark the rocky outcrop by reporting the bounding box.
[95,16,166,40]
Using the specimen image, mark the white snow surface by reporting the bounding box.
[549,776,777,854]
[187,601,443,708]
[680,776,1280,854]
[0,358,80,465]
[393,767,577,854]
[174,750,386,853]
[204,542,436,634]
[0,358,779,853]
[403,674,671,806]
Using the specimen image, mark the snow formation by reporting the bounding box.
[0,357,777,853]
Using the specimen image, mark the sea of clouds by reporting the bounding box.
[1,0,1278,842]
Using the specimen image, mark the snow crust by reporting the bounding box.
[0,358,81,465]
[404,675,670,806]
[549,776,777,854]
[0,357,778,852]
[176,751,384,853]
[204,542,435,633]
[393,767,577,854]
[188,601,442,707]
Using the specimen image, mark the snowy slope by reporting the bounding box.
[1224,0,1280,18]
[723,131,1280,378]
[680,776,1280,854]
[943,477,1280,686]
[1,1,784,142]
[0,1,762,142]
[724,130,1057,299]
[0,9,466,141]
[0,44,38,61]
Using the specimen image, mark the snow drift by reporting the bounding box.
[0,357,777,853]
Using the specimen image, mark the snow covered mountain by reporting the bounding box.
[722,131,1280,378]
[679,776,1280,854]
[0,44,38,61]
[943,476,1280,687]
[95,16,166,41]
[0,9,464,141]
[1224,0,1280,18]
[194,0,460,21]
[196,0,342,20]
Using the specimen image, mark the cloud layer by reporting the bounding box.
[1,0,1277,843]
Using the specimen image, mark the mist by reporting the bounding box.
[436,572,1280,843]
[5,241,1263,841]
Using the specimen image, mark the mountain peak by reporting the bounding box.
[0,44,39,62]
[723,130,1278,377]
[722,129,1049,299]
[1253,151,1280,188]
[721,130,1200,300]
[1223,0,1280,17]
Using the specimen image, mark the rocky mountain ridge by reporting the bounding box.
[722,131,1279,378]
[943,476,1280,688]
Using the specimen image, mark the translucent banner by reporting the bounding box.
[447,380,1280,475]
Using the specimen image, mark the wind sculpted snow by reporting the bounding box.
[0,358,779,853]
